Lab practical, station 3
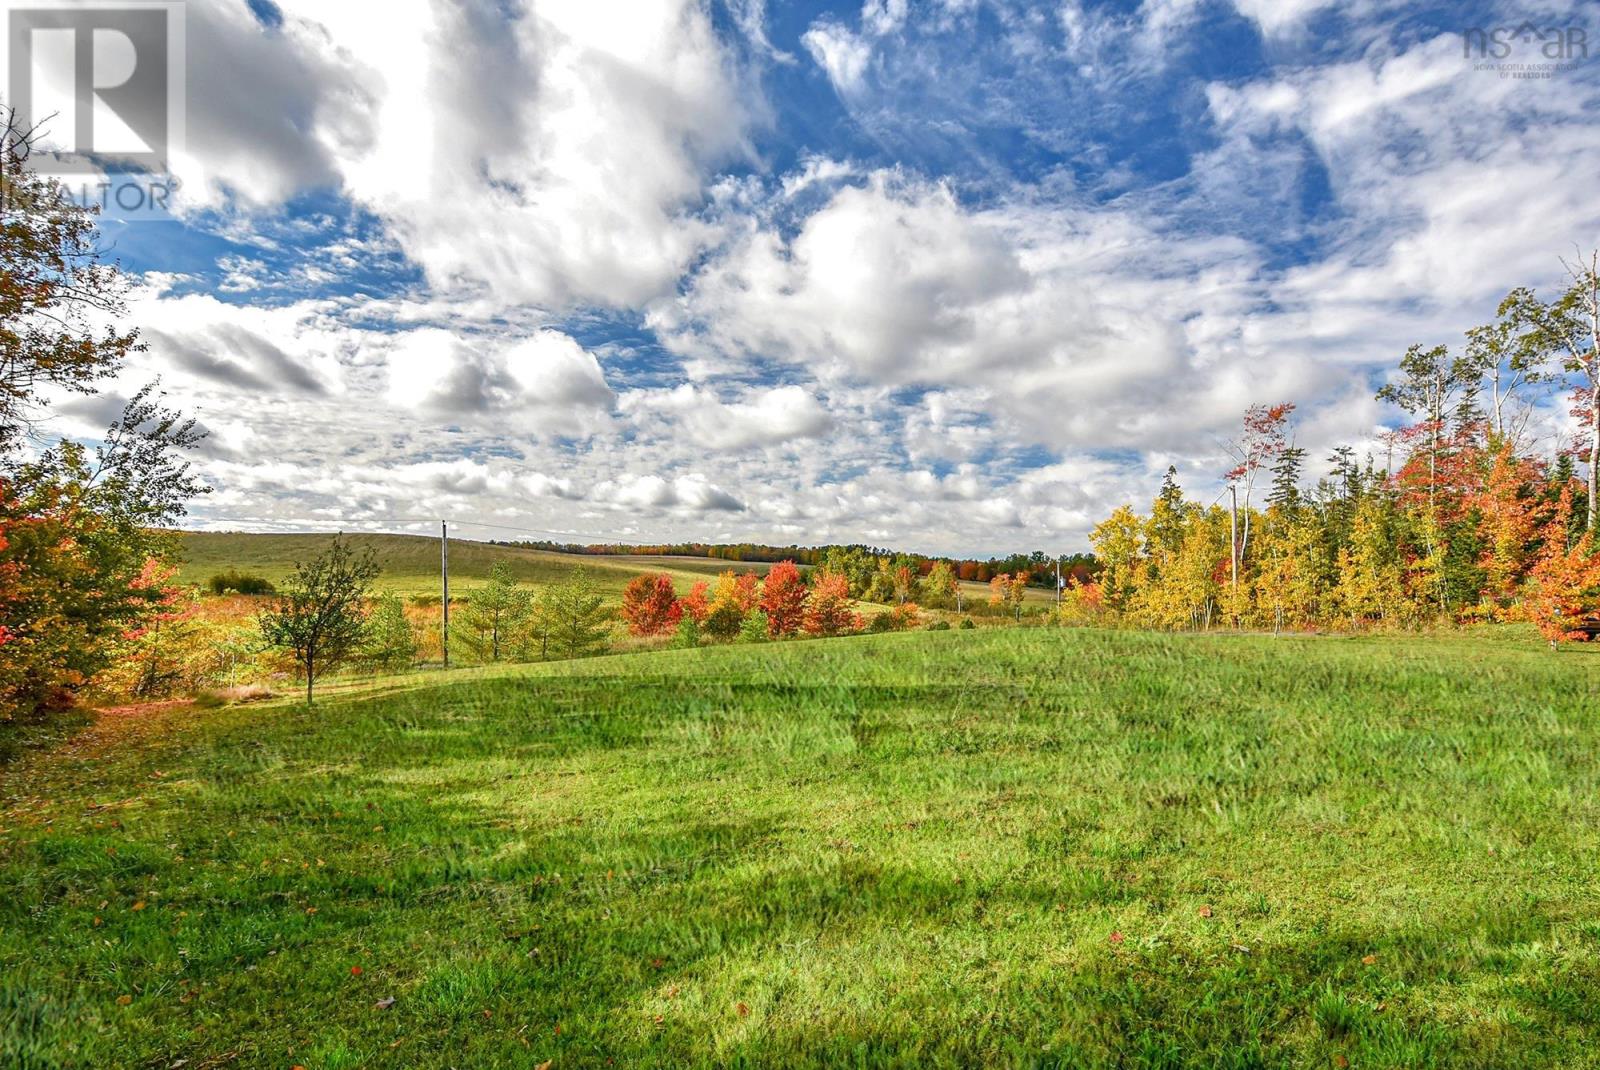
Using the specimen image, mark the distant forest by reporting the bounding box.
[492,540,1099,589]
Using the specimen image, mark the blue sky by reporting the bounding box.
[49,0,1600,555]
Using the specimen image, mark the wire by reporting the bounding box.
[185,513,626,544]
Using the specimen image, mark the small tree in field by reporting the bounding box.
[702,571,757,640]
[804,570,862,637]
[761,561,808,637]
[458,563,532,662]
[544,567,609,658]
[364,593,417,672]
[989,572,1028,621]
[621,573,681,637]
[258,535,379,704]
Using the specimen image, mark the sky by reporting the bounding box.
[36,0,1600,556]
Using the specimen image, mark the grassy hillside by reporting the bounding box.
[175,532,777,598]
[4,628,1598,1067]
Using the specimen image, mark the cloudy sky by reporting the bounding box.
[43,0,1600,555]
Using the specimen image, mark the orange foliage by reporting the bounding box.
[761,561,808,637]
[803,571,861,637]
[621,574,681,637]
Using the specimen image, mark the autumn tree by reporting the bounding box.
[921,561,959,610]
[761,560,809,637]
[1526,490,1600,645]
[703,570,759,640]
[677,581,710,626]
[988,572,1028,621]
[621,573,681,637]
[1,111,143,447]
[258,536,380,705]
[1,389,205,719]
[0,120,205,720]
[1091,506,1144,612]
[1222,403,1294,590]
[803,570,861,637]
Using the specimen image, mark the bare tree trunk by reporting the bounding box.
[1589,378,1599,532]
[1228,484,1239,592]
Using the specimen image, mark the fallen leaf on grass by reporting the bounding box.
[1334,1055,1349,1068]
[131,901,146,912]
[1361,954,1377,966]
[1108,931,1125,945]
[374,997,396,1010]
[350,966,363,976]
[736,1002,750,1018]
[1198,905,1214,918]
[116,995,132,1006]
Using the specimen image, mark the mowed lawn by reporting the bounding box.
[3,628,1599,1068]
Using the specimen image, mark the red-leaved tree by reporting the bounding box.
[803,571,861,637]
[761,561,808,637]
[621,574,681,637]
[677,581,710,625]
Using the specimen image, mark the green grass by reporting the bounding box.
[4,627,1599,1068]
[175,532,776,599]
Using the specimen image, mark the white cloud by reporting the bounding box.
[624,384,834,451]
[384,329,615,423]
[162,0,761,310]
[802,20,873,94]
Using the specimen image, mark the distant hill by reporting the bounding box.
[175,531,773,598]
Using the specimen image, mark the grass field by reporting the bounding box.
[175,533,778,600]
[4,627,1599,1068]
[175,532,1049,608]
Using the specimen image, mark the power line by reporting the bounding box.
[184,513,627,544]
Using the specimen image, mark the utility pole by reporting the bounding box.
[441,521,450,668]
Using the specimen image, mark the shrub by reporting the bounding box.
[671,615,700,649]
[959,618,977,630]
[207,570,276,596]
[926,620,951,631]
[739,610,770,643]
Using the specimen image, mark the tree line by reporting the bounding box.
[504,538,1096,590]
[1073,254,1600,644]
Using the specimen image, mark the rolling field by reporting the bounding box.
[3,628,1599,1067]
[175,533,779,599]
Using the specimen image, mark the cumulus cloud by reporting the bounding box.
[599,473,746,513]
[624,383,834,450]
[60,0,1600,555]
[384,329,615,423]
[655,172,1328,452]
